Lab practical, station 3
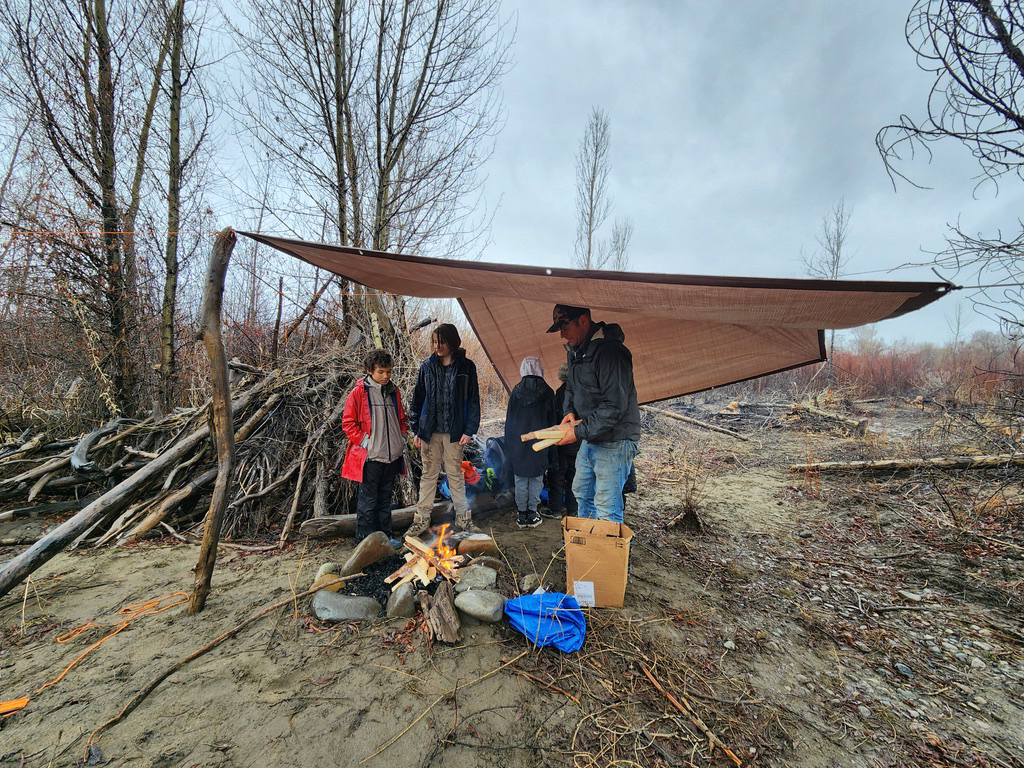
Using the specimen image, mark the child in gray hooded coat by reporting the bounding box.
[503,356,556,528]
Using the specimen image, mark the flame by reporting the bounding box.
[433,524,459,561]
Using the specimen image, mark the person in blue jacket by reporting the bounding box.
[408,323,481,536]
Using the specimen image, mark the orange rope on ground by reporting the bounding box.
[36,592,190,694]
[2,591,190,719]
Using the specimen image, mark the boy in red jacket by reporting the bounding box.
[341,350,408,548]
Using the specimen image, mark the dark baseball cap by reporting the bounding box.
[546,304,590,333]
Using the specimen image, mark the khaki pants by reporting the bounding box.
[417,433,470,523]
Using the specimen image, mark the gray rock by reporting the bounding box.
[798,530,813,538]
[386,583,416,619]
[893,662,914,678]
[857,705,871,718]
[340,532,394,577]
[454,564,498,593]
[970,656,986,670]
[472,555,505,572]
[311,591,382,622]
[723,640,737,651]
[898,590,922,602]
[454,590,506,623]
[520,573,542,594]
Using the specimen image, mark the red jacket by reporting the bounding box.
[341,378,409,481]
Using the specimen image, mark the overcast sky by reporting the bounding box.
[478,1,1016,344]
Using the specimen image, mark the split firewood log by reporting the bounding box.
[424,581,461,644]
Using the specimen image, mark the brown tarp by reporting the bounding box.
[240,232,951,404]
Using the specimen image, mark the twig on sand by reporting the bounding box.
[360,650,529,763]
[510,666,581,704]
[87,574,363,749]
[641,664,743,767]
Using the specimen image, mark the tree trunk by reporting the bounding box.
[160,0,186,415]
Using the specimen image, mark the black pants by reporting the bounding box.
[355,458,402,542]
[547,451,578,515]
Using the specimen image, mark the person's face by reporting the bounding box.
[431,334,451,357]
[559,316,587,347]
[368,365,392,386]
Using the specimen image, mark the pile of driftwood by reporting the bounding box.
[0,344,412,595]
[0,352,368,539]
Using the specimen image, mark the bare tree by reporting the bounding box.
[232,1,510,250]
[876,0,1024,339]
[0,0,177,414]
[573,106,633,270]
[159,0,213,415]
[801,199,853,382]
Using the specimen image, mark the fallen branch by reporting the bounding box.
[792,404,868,436]
[643,406,749,441]
[790,454,1024,473]
[0,499,94,523]
[641,664,742,767]
[510,666,581,704]
[0,379,270,599]
[299,501,451,539]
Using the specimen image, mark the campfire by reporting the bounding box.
[385,524,465,590]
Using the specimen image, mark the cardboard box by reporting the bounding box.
[562,516,633,607]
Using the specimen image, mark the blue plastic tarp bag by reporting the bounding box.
[504,593,586,652]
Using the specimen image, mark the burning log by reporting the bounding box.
[385,526,465,590]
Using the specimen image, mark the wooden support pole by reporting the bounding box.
[189,229,237,615]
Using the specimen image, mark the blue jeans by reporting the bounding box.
[572,439,638,523]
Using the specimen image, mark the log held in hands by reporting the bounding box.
[188,228,237,615]
[521,422,579,451]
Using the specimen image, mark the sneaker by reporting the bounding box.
[540,507,563,520]
[517,510,541,529]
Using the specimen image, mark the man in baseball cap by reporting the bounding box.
[546,303,639,524]
[546,304,590,333]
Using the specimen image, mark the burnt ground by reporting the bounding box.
[1,396,1022,767]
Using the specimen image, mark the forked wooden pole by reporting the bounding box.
[188,229,237,615]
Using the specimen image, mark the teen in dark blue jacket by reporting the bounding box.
[408,323,481,536]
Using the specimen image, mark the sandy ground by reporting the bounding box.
[1,398,1022,767]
